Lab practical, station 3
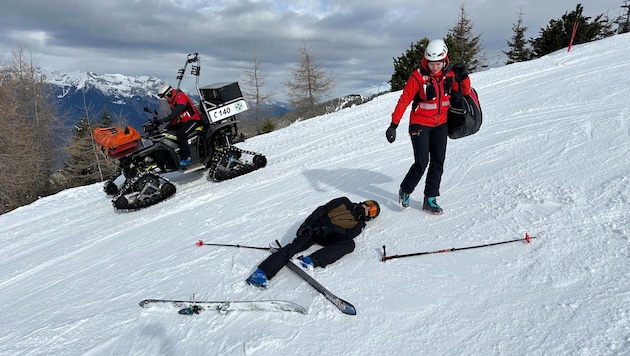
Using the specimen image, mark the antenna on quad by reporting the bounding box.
[175,53,200,90]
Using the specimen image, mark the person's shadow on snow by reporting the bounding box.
[302,168,397,212]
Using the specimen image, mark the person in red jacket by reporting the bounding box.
[246,197,380,289]
[385,39,471,214]
[155,84,203,166]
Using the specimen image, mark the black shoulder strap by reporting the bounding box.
[444,76,453,94]
[411,70,423,112]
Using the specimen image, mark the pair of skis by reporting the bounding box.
[140,239,356,316]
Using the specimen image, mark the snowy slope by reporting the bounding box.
[1,34,629,356]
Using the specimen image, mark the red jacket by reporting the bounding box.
[166,90,202,125]
[391,57,471,127]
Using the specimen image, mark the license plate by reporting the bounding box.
[207,99,249,123]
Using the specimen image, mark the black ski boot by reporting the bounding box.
[423,196,443,215]
[399,188,410,208]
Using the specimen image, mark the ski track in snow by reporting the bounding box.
[1,34,630,356]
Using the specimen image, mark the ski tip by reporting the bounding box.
[335,298,357,315]
[139,299,151,308]
[344,304,357,315]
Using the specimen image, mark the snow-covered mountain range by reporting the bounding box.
[45,70,292,130]
[48,71,166,100]
[46,70,168,127]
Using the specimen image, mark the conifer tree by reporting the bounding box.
[62,109,116,187]
[283,39,336,117]
[389,38,430,92]
[446,4,483,72]
[389,5,481,91]
[241,48,274,129]
[504,8,534,64]
[531,4,607,57]
[0,46,61,213]
[63,116,100,186]
[596,11,616,38]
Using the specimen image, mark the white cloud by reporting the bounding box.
[0,0,625,100]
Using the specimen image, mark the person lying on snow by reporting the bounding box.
[246,197,380,289]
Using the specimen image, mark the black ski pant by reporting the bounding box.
[167,121,199,159]
[258,232,355,280]
[400,123,448,198]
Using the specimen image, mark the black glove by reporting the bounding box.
[152,117,164,126]
[385,123,397,143]
[453,62,468,82]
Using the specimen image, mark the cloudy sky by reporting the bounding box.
[1,1,625,100]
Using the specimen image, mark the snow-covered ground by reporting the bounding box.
[2,34,629,356]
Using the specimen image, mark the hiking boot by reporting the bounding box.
[399,188,410,208]
[423,196,444,215]
[246,268,268,289]
[179,157,192,166]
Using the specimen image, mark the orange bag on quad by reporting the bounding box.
[93,126,141,158]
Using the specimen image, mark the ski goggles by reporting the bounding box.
[363,200,380,221]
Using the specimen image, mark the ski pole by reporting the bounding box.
[195,240,271,251]
[381,233,535,262]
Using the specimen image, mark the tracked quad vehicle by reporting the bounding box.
[94,53,267,211]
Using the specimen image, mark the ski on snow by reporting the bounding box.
[285,259,357,315]
[272,240,356,315]
[139,299,307,315]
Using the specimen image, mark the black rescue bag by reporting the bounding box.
[447,87,482,139]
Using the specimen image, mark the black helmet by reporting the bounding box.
[362,200,380,221]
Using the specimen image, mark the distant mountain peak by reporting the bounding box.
[46,70,167,99]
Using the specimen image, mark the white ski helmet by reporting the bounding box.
[424,39,448,62]
[157,84,172,98]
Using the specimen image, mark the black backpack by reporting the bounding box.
[447,87,482,139]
